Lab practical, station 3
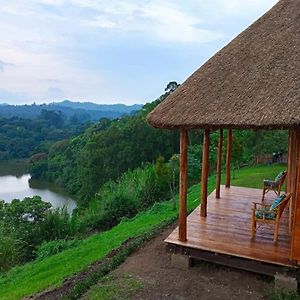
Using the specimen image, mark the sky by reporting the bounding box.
[0,0,278,105]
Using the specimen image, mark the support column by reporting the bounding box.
[288,129,300,231]
[225,129,233,188]
[287,129,293,194]
[216,129,223,199]
[179,128,188,242]
[201,129,210,217]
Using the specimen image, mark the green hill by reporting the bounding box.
[0,164,284,300]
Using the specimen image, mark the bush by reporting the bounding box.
[36,239,79,261]
[0,235,21,272]
[40,207,76,241]
[79,163,172,232]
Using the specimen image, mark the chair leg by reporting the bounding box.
[262,188,266,201]
[274,222,279,242]
[251,216,256,239]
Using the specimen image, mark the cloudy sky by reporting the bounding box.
[0,0,278,105]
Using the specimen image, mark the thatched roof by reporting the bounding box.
[147,0,300,130]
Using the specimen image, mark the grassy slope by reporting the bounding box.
[0,164,284,300]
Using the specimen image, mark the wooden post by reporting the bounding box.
[289,129,300,231]
[201,129,210,217]
[225,129,233,188]
[287,129,293,193]
[216,129,223,199]
[179,129,188,242]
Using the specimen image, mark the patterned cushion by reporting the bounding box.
[275,171,286,183]
[270,194,286,210]
[255,207,276,220]
[263,179,278,188]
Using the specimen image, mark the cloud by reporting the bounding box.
[0,0,279,104]
[79,1,224,44]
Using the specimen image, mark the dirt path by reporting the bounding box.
[94,225,271,300]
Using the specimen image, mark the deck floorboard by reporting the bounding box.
[166,186,293,266]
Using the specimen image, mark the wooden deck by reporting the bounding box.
[166,186,293,267]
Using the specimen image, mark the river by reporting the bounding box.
[0,160,76,213]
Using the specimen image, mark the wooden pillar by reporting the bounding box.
[179,128,188,242]
[201,129,210,217]
[216,129,223,199]
[287,129,294,193]
[290,129,300,260]
[225,129,233,188]
[289,129,300,231]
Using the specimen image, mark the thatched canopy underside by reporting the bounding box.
[147,0,300,130]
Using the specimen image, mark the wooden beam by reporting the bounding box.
[216,129,223,199]
[179,128,188,242]
[201,129,210,217]
[225,129,233,188]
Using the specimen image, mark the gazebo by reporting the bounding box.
[147,0,300,275]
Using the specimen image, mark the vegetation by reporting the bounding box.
[0,110,91,160]
[82,274,143,300]
[0,101,141,121]
[29,94,181,205]
[0,84,292,299]
[0,197,75,271]
[0,164,285,300]
[30,96,288,207]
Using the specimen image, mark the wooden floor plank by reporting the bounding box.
[166,186,293,267]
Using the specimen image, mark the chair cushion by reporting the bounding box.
[270,194,286,211]
[264,179,278,188]
[255,207,276,220]
[275,171,286,182]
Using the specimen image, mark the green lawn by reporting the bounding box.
[81,274,143,300]
[0,164,285,300]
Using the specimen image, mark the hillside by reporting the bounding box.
[0,101,142,121]
[0,164,284,300]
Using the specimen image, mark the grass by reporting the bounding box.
[0,164,285,300]
[270,290,300,300]
[81,274,143,300]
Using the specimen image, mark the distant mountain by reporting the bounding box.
[0,100,143,122]
[56,100,142,113]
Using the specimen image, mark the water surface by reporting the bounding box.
[0,160,76,213]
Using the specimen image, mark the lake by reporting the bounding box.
[0,160,76,213]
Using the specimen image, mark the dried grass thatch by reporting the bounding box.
[147,0,300,130]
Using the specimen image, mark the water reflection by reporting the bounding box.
[0,161,76,213]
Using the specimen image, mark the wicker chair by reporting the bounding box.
[262,171,287,201]
[251,193,291,242]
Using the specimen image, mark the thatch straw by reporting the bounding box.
[147,0,300,130]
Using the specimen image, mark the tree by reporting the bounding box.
[165,81,180,93]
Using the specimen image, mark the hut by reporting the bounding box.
[147,0,300,276]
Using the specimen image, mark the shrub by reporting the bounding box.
[36,239,79,261]
[0,235,21,272]
[40,207,76,241]
[79,163,171,232]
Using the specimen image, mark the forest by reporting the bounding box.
[0,83,288,274]
[0,110,91,160]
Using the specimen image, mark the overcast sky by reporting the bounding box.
[0,0,278,105]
